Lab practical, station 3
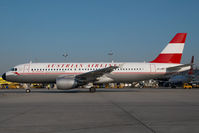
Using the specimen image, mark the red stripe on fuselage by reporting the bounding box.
[150,53,182,64]
[20,72,82,75]
[17,72,166,75]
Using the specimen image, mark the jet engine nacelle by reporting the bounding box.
[56,77,77,90]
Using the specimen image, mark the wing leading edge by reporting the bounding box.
[76,66,118,83]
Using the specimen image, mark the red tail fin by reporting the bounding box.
[150,33,187,64]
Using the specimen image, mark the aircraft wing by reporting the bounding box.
[166,64,191,71]
[75,66,118,83]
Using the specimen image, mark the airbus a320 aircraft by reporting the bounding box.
[2,33,190,92]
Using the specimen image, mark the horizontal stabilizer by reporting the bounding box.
[166,64,191,71]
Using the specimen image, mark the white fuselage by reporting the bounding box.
[5,62,190,84]
[2,33,189,91]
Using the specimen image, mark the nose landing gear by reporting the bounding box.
[25,89,31,93]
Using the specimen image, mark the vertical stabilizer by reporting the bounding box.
[150,33,187,64]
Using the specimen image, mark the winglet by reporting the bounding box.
[188,56,194,75]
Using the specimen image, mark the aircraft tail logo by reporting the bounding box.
[150,33,187,64]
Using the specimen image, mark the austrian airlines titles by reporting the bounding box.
[2,33,190,92]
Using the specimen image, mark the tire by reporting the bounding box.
[26,89,31,93]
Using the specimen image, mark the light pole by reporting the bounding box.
[62,53,68,62]
[108,50,114,63]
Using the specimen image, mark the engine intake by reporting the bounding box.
[56,77,77,90]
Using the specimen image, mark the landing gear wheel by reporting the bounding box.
[89,88,96,93]
[26,89,31,93]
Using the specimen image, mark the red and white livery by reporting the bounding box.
[2,33,191,92]
[151,33,187,63]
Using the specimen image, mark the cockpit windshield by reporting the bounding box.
[10,68,17,71]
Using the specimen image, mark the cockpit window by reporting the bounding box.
[10,68,17,71]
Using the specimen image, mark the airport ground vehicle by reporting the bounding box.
[183,83,192,89]
[0,77,22,89]
[191,83,199,88]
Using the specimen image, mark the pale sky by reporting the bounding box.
[0,0,199,74]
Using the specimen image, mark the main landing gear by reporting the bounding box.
[89,88,96,93]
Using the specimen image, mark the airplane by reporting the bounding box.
[2,33,191,93]
[168,56,194,88]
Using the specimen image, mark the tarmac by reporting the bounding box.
[0,88,199,133]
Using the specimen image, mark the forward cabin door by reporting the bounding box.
[23,64,30,73]
[150,64,156,73]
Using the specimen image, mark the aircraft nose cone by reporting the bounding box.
[2,73,6,80]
